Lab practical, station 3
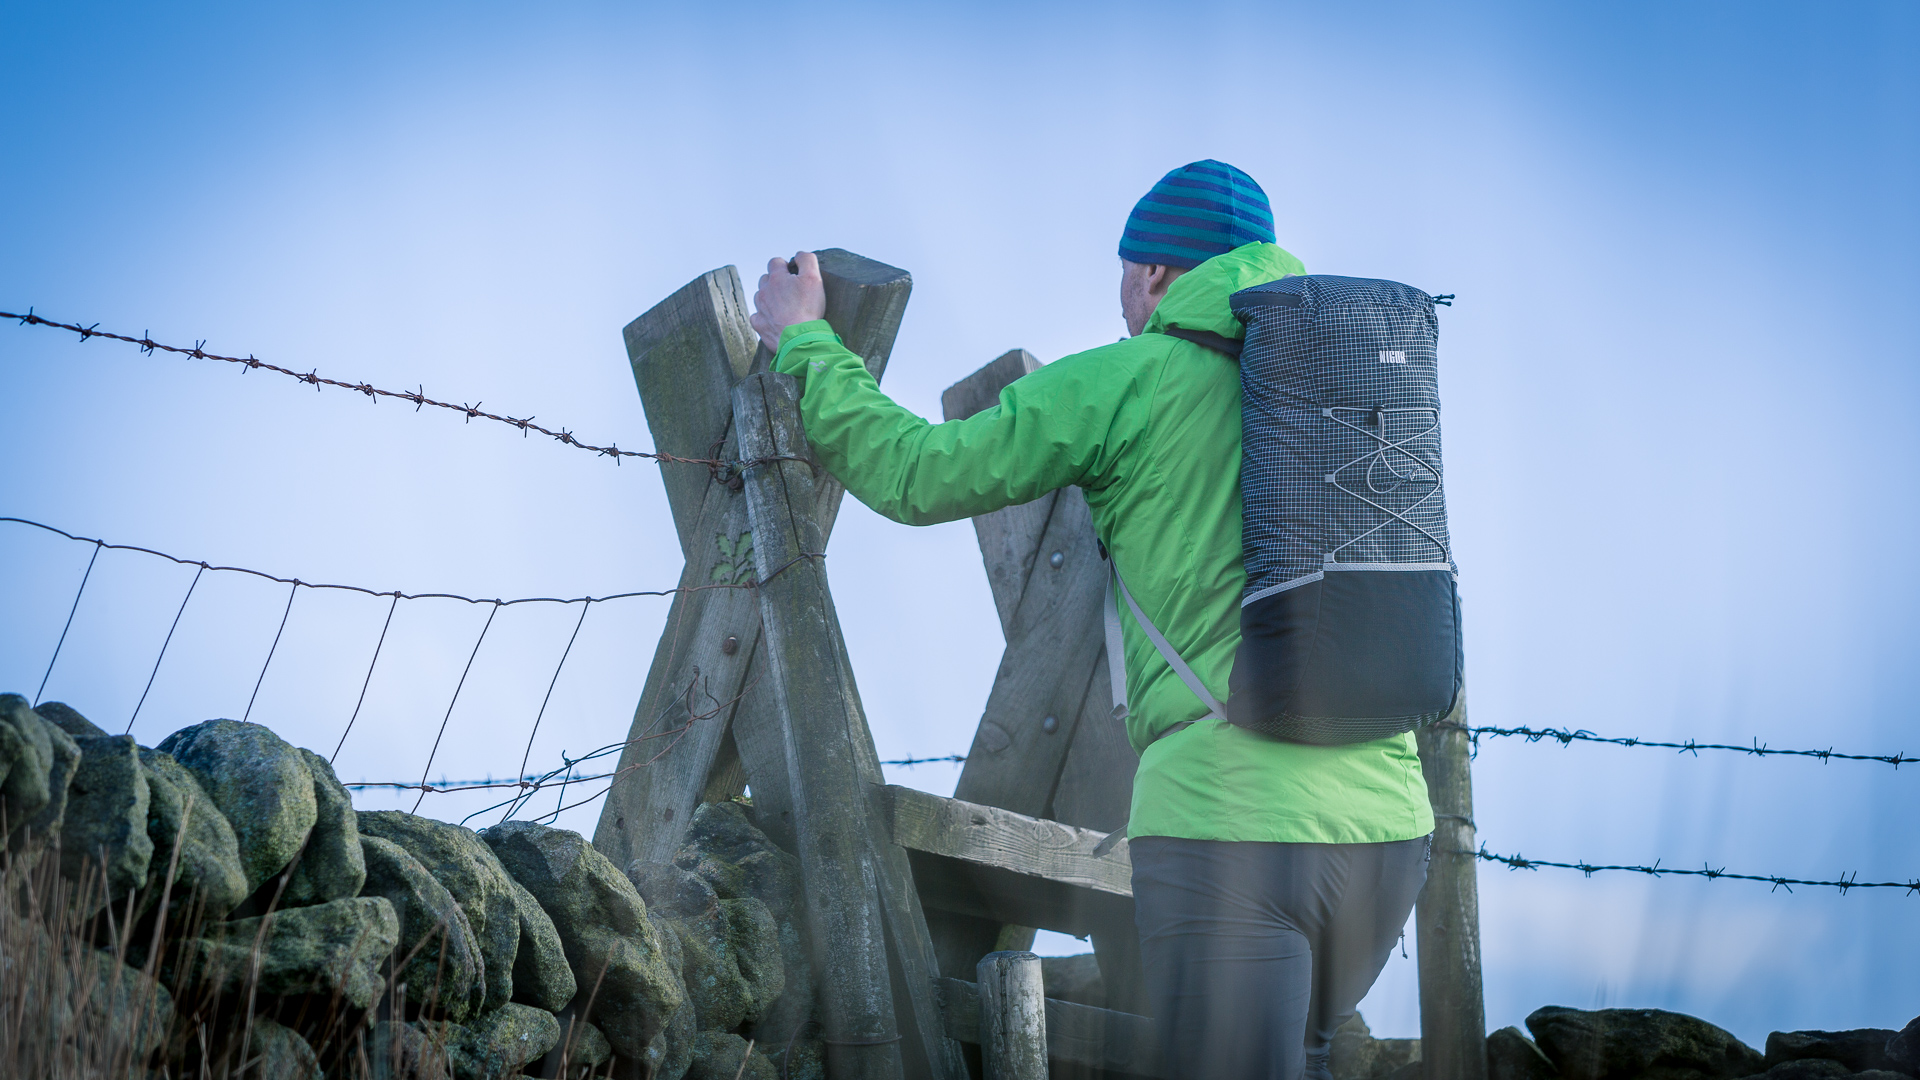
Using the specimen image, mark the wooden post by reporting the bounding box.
[1416,691,1487,1080]
[976,951,1047,1080]
[733,371,967,1080]
[591,264,768,872]
[735,371,902,1078]
[593,251,910,870]
[934,352,1146,1012]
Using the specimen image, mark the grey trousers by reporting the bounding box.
[1131,834,1430,1080]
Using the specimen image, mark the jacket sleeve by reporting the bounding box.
[771,320,1147,526]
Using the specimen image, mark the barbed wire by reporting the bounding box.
[2,308,740,468]
[353,751,968,797]
[631,711,1920,776]
[1448,721,1913,768]
[1470,845,1920,895]
[878,754,967,768]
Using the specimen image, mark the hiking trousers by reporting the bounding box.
[1131,834,1430,1080]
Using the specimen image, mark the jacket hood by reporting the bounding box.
[1143,241,1305,341]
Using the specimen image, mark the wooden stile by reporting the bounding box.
[592,253,1486,1079]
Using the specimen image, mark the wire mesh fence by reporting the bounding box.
[5,307,1912,903]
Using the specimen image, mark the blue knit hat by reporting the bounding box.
[1118,160,1275,269]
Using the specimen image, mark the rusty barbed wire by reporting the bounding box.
[364,750,968,798]
[1470,845,1920,895]
[1,308,772,468]
[878,754,967,768]
[1444,721,1913,768]
[755,713,1920,774]
[348,663,763,828]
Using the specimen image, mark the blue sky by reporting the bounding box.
[3,0,1916,1043]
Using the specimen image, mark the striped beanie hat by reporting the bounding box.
[1118,159,1275,269]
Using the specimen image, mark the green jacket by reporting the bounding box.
[773,242,1433,843]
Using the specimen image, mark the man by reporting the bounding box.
[748,160,1433,1080]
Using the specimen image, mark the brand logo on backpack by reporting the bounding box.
[1378,350,1407,364]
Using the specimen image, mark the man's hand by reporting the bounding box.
[750,251,827,353]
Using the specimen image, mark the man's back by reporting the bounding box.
[769,240,1431,846]
[750,157,1438,1080]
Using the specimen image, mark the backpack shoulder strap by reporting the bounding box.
[1160,324,1244,360]
[1104,561,1228,726]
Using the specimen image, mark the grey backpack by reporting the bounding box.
[1105,274,1462,745]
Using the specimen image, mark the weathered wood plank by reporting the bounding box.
[595,265,770,871]
[934,977,1166,1079]
[1417,690,1487,1080]
[887,786,1130,897]
[951,487,1109,817]
[938,347,1039,424]
[589,448,765,871]
[977,952,1047,1080]
[940,350,1133,825]
[935,350,1141,999]
[595,251,911,874]
[623,265,760,558]
[941,350,1048,634]
[736,373,966,1080]
[726,255,966,1080]
[1048,647,1135,833]
[730,248,912,851]
[890,781,1134,940]
[904,850,1131,939]
[736,372,904,1078]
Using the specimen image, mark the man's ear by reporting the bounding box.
[1148,264,1186,298]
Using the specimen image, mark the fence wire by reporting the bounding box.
[4,515,789,608]
[7,515,821,776]
[9,507,1912,899]
[3,308,734,467]
[804,712,1918,779]
[1449,721,1913,768]
[1470,845,1920,895]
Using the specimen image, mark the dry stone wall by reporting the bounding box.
[11,687,1917,1080]
[0,693,814,1079]
[1325,1008,1920,1080]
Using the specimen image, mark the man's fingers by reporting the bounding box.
[767,256,790,277]
[793,250,820,279]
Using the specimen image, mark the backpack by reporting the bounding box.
[1104,274,1462,746]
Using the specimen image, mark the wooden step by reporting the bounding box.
[883,785,1134,937]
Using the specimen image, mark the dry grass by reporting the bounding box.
[1,844,171,1078]
[2,839,620,1079]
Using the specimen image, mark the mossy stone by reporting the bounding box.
[480,820,683,1061]
[359,810,522,1013]
[189,895,399,1010]
[58,731,153,913]
[360,834,485,1021]
[283,748,366,906]
[138,746,249,922]
[156,720,317,895]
